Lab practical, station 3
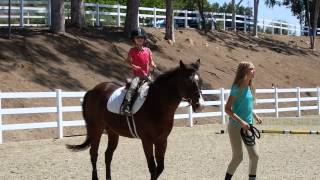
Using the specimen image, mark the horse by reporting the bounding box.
[66,59,205,180]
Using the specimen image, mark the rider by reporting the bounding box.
[121,27,157,116]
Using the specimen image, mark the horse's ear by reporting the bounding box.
[180,60,186,69]
[192,59,200,70]
[196,59,200,65]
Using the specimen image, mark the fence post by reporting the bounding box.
[152,7,157,28]
[317,87,320,115]
[188,105,193,127]
[263,19,265,33]
[0,90,2,144]
[91,14,94,26]
[280,22,282,35]
[184,10,188,28]
[56,89,63,139]
[117,4,121,27]
[95,3,100,27]
[137,10,140,27]
[27,12,30,25]
[223,13,226,30]
[274,87,279,118]
[243,16,247,33]
[47,0,51,26]
[20,0,24,27]
[297,87,301,117]
[272,20,274,35]
[220,88,225,125]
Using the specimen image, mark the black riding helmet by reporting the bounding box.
[130,28,147,40]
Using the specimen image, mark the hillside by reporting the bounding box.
[1,27,320,142]
[0,27,320,92]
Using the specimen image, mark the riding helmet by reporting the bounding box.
[130,28,147,40]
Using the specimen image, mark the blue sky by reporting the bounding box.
[208,0,300,26]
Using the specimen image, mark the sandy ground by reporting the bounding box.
[1,124,319,180]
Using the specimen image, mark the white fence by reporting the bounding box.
[0,87,320,143]
[0,0,302,36]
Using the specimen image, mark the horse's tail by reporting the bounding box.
[66,91,91,151]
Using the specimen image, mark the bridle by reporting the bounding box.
[240,125,261,146]
[183,89,202,106]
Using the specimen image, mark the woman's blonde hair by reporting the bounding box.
[232,61,256,98]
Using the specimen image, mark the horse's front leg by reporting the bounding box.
[142,140,157,180]
[154,138,167,179]
[105,132,119,180]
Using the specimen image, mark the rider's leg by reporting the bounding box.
[122,77,140,115]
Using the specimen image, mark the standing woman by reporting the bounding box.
[224,62,262,180]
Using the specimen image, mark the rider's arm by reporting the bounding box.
[126,54,141,70]
[149,50,156,69]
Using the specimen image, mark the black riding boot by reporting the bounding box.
[225,173,233,180]
[121,99,131,116]
[121,76,140,116]
[249,174,256,180]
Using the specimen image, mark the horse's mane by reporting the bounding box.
[151,66,180,87]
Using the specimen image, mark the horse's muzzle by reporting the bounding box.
[193,102,205,113]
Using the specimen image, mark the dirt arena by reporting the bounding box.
[0,124,319,180]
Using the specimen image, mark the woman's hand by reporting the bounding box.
[254,113,263,124]
[240,121,250,130]
[255,116,263,124]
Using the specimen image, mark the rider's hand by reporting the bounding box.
[132,65,141,71]
[152,64,157,69]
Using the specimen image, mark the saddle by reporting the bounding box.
[106,82,150,115]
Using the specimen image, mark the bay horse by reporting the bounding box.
[66,59,205,180]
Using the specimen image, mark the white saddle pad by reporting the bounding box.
[107,83,149,114]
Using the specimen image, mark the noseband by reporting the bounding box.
[240,125,261,146]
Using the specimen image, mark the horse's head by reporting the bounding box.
[177,59,205,112]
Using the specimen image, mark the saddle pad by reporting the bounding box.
[107,83,149,114]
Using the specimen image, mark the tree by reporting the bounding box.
[311,0,320,49]
[124,0,139,37]
[252,0,259,37]
[70,0,85,28]
[231,0,244,31]
[268,0,320,49]
[165,0,175,42]
[231,0,236,31]
[50,0,65,33]
[196,0,206,32]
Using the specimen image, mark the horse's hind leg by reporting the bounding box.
[105,130,119,180]
[142,140,157,180]
[89,125,104,180]
[155,138,168,179]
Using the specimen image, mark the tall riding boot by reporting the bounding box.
[121,99,131,116]
[225,173,233,180]
[121,90,133,116]
[249,174,256,180]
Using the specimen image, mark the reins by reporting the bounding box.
[240,125,261,146]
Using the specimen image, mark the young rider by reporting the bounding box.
[121,28,156,116]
